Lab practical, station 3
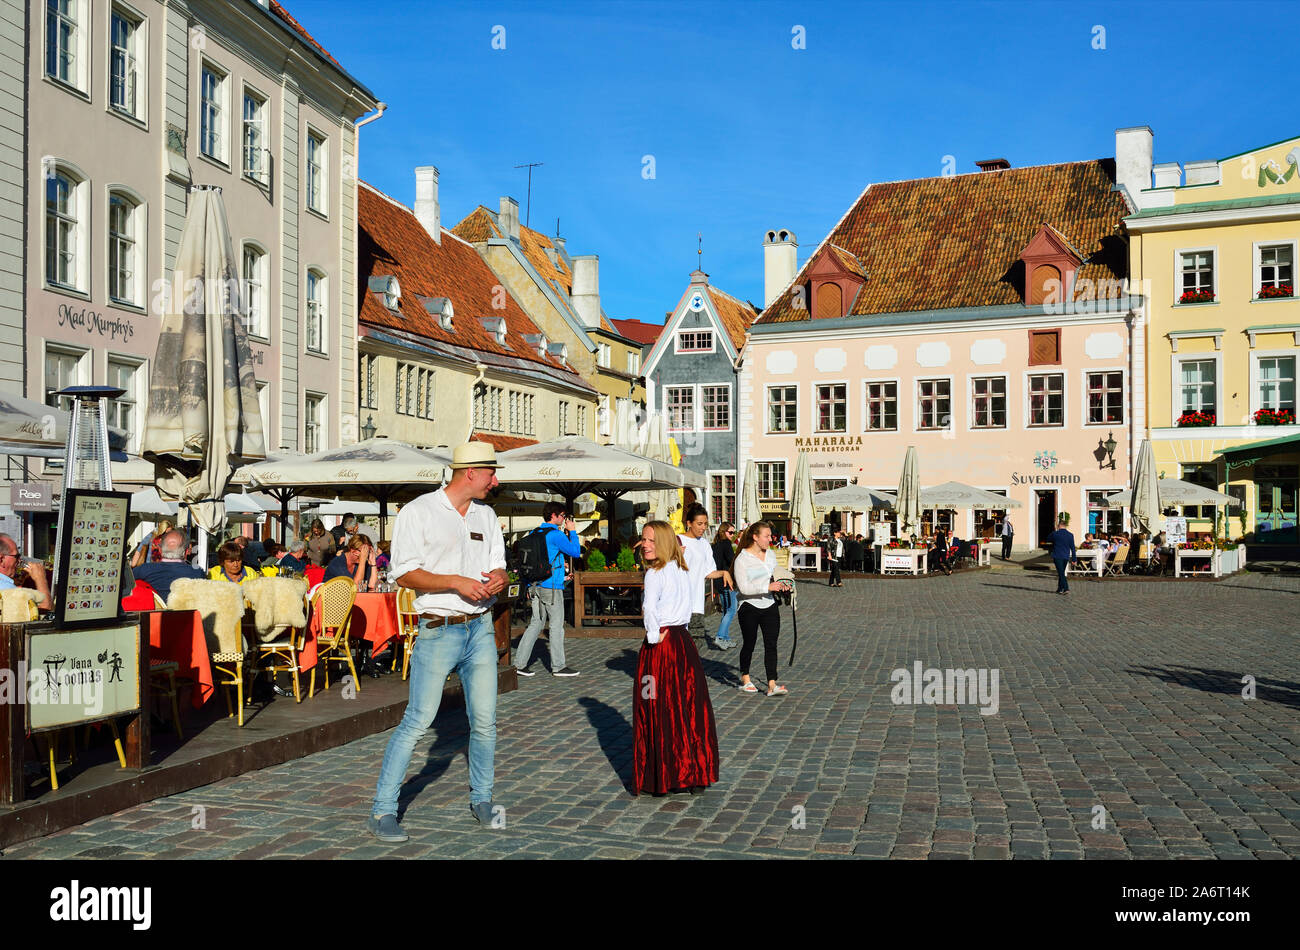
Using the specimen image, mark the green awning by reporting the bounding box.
[1215,432,1300,461]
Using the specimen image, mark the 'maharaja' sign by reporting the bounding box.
[25,624,140,731]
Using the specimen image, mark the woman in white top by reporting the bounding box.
[632,520,719,796]
[732,520,791,696]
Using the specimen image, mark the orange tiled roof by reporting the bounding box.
[269,1,341,68]
[610,318,663,346]
[758,159,1129,323]
[471,433,537,452]
[705,286,762,352]
[357,182,587,382]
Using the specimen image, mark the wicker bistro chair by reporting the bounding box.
[396,587,420,681]
[1103,541,1131,577]
[168,578,249,726]
[245,576,311,704]
[308,577,360,699]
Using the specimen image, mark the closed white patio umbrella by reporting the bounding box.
[789,451,817,539]
[741,458,761,527]
[897,446,921,536]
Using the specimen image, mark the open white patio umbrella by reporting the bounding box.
[813,484,897,509]
[897,446,921,536]
[129,487,179,520]
[789,451,817,539]
[142,185,265,569]
[0,390,128,459]
[919,481,1024,510]
[1104,479,1239,510]
[301,498,382,517]
[741,458,761,527]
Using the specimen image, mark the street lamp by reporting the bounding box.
[1095,431,1117,470]
[360,414,377,441]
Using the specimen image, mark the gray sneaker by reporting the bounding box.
[715,639,735,650]
[366,814,408,843]
[469,801,500,826]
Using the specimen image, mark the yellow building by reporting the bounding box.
[1125,130,1300,546]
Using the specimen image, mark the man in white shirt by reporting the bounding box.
[1000,516,1014,560]
[368,442,508,843]
[678,503,732,648]
[828,530,845,587]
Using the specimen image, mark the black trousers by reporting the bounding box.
[829,559,841,585]
[1054,557,1069,592]
[737,602,780,684]
[1001,535,1013,559]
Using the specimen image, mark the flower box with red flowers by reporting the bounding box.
[1254,408,1296,425]
[1176,411,1216,427]
[1257,284,1294,300]
[1178,289,1216,304]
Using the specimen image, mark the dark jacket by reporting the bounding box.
[278,553,307,574]
[1048,528,1076,561]
[133,560,206,603]
[711,538,735,595]
[324,553,375,588]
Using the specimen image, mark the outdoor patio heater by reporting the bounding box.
[50,385,124,587]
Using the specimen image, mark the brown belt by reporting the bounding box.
[419,612,480,629]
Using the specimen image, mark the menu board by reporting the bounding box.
[1164,516,1188,546]
[55,489,131,629]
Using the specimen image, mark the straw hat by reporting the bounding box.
[449,442,503,470]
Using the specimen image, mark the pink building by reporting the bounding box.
[741,155,1147,548]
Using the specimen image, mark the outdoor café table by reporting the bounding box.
[788,545,821,571]
[148,609,215,708]
[879,547,928,575]
[1175,547,1218,578]
[1066,545,1105,577]
[300,590,400,671]
[975,539,995,566]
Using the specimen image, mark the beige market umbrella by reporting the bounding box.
[789,451,817,539]
[0,390,128,458]
[897,445,921,536]
[918,481,1023,509]
[1128,439,1161,534]
[741,458,761,526]
[1104,479,1239,510]
[142,185,265,568]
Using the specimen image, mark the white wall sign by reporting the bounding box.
[26,624,140,731]
[765,350,798,374]
[915,341,951,368]
[1085,332,1124,361]
[814,347,847,372]
[970,338,1007,366]
[882,553,911,570]
[1165,517,1188,545]
[864,344,898,370]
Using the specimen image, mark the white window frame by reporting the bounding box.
[1174,245,1217,303]
[597,394,611,437]
[1250,350,1298,417]
[106,353,146,453]
[305,268,327,355]
[1082,367,1126,428]
[256,380,271,448]
[700,382,732,433]
[306,127,328,217]
[754,458,788,502]
[626,351,641,375]
[766,383,799,434]
[45,0,87,94]
[241,242,268,339]
[1170,352,1223,425]
[914,375,954,433]
[303,392,326,454]
[966,373,1008,432]
[706,469,738,526]
[665,384,695,432]
[43,342,90,412]
[1084,486,1126,536]
[863,377,901,432]
[1254,239,1297,298]
[358,353,378,411]
[242,85,269,185]
[597,343,611,368]
[523,393,535,436]
[1023,369,1067,429]
[43,162,89,294]
[108,3,146,123]
[814,380,849,434]
[199,61,230,165]
[106,187,145,309]
[558,400,570,437]
[674,328,715,354]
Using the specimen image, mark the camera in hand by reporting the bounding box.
[770,576,793,606]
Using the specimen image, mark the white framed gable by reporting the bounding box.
[643,282,739,380]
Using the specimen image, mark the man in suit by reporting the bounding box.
[845,533,863,574]
[1000,516,1014,560]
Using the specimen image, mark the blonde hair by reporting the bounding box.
[642,520,687,572]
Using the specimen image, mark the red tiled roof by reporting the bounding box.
[610,318,664,346]
[357,182,588,383]
[705,286,761,352]
[471,433,537,452]
[268,1,341,68]
[759,159,1130,323]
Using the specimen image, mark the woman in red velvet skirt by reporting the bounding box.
[633,520,719,795]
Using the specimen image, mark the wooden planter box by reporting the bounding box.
[574,570,645,625]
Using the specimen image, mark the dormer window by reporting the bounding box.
[1018,224,1083,306]
[546,341,568,365]
[423,296,454,331]
[368,275,401,311]
[804,244,866,320]
[480,316,507,345]
[523,332,548,357]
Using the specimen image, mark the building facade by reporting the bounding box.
[743,149,1145,548]
[642,269,759,526]
[6,0,377,491]
[1124,128,1300,546]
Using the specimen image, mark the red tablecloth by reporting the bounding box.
[148,609,215,708]
[299,591,399,672]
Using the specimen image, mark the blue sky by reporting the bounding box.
[303,0,1296,324]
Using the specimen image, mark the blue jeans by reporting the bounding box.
[1054,558,1069,592]
[515,585,566,670]
[372,612,497,815]
[715,588,739,642]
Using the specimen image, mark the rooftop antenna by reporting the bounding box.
[697,231,703,271]
[514,162,543,228]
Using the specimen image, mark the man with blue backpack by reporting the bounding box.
[513,502,583,677]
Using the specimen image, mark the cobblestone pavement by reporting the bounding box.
[5,566,1300,860]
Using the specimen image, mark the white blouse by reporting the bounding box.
[642,560,693,643]
[733,548,777,609]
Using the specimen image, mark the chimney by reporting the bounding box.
[975,158,1010,172]
[1153,162,1182,189]
[571,255,601,328]
[414,165,440,244]
[1114,126,1154,210]
[499,196,520,242]
[762,229,797,308]
[554,236,567,254]
[1184,159,1219,186]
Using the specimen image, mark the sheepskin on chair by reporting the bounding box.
[168,578,246,655]
[241,576,308,643]
[0,588,43,622]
